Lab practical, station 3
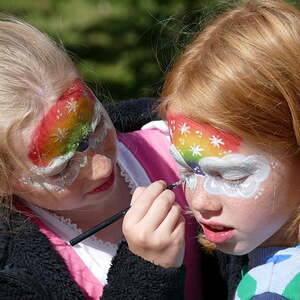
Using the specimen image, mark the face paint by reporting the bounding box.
[21,152,89,191]
[200,154,271,198]
[169,144,199,190]
[24,79,109,190]
[28,79,97,169]
[167,113,241,174]
[167,113,271,199]
[167,112,241,189]
[20,176,63,192]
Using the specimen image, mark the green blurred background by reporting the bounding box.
[0,0,298,103]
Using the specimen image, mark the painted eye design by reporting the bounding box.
[223,175,250,185]
[222,171,250,184]
[48,153,88,186]
[206,170,250,185]
[77,134,90,152]
[48,160,70,178]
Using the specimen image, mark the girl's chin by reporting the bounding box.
[216,242,254,256]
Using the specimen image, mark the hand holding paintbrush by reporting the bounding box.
[70,178,186,248]
[118,179,185,268]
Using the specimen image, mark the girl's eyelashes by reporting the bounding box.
[48,136,89,179]
[179,170,193,180]
[177,165,194,177]
[49,160,70,178]
[223,175,249,185]
[207,170,250,184]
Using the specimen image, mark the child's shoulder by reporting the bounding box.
[235,246,300,300]
[118,120,170,151]
[271,245,300,261]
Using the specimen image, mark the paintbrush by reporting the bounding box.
[69,177,186,246]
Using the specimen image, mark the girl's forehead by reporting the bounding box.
[26,79,97,168]
[166,112,242,161]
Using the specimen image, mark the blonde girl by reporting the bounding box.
[122,0,300,299]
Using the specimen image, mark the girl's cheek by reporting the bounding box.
[184,176,202,207]
[185,190,194,209]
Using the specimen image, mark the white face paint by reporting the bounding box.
[200,154,271,198]
[88,105,113,150]
[169,144,199,191]
[21,101,111,191]
[20,177,62,192]
[21,152,88,191]
[170,144,271,199]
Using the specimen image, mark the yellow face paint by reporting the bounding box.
[167,113,241,175]
[28,79,95,167]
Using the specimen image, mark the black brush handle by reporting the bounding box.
[69,207,129,246]
[69,181,182,246]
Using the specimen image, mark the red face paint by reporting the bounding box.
[28,79,96,167]
[167,113,241,172]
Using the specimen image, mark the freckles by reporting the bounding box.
[184,188,195,208]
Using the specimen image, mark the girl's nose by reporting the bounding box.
[79,148,113,180]
[190,190,222,218]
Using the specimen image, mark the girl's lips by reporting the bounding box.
[201,222,234,244]
[87,171,115,195]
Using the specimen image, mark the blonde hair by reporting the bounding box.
[160,0,300,244]
[0,16,78,205]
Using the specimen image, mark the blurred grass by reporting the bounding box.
[0,0,297,102]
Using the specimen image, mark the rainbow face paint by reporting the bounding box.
[167,113,271,198]
[29,79,97,168]
[167,113,241,173]
[24,79,111,190]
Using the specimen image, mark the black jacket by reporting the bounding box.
[0,207,187,299]
[0,207,86,299]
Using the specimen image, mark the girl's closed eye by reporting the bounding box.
[207,169,251,185]
[223,174,250,185]
[47,153,88,187]
[49,161,70,178]
[44,160,69,178]
[47,134,90,179]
